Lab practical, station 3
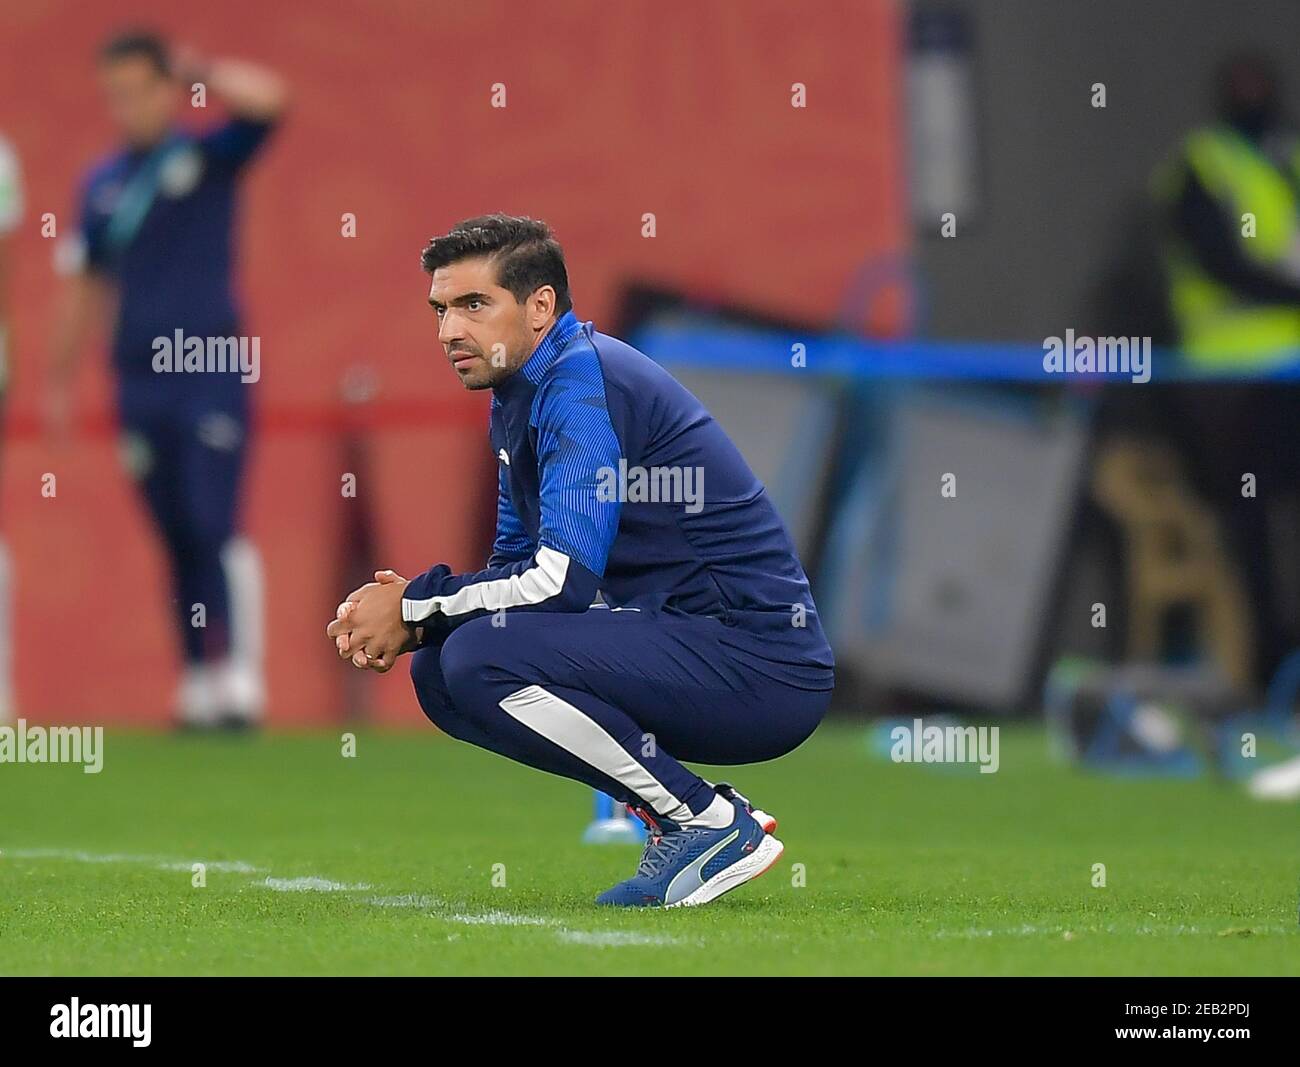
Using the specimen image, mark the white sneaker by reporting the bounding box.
[217,658,266,727]
[175,664,222,729]
[1248,755,1300,801]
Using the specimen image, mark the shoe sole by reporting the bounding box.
[665,833,784,908]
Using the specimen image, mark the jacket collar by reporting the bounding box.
[495,310,582,397]
[521,309,582,385]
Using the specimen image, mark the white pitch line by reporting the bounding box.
[3,847,262,873]
[4,847,373,891]
[260,876,373,893]
[7,848,463,914]
[931,924,1061,940]
[555,930,690,947]
[158,860,261,873]
[365,893,441,909]
[438,911,697,946]
[5,847,713,945]
[445,910,556,927]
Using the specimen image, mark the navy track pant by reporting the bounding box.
[118,378,249,664]
[409,607,832,819]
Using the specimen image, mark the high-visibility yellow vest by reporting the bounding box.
[1156,125,1300,368]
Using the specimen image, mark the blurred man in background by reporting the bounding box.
[1153,51,1300,687]
[0,131,21,722]
[48,31,287,729]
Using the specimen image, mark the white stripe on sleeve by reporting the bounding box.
[401,545,571,622]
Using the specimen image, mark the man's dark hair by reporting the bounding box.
[421,214,572,315]
[99,30,172,76]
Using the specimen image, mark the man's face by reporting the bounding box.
[428,257,535,390]
[100,56,178,147]
[1219,57,1281,136]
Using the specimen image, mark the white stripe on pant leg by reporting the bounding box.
[221,536,264,669]
[498,684,684,815]
[220,536,266,721]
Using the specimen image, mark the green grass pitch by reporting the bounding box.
[1,723,1295,976]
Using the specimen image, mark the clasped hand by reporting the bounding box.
[325,570,417,673]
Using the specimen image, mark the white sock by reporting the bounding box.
[668,792,735,829]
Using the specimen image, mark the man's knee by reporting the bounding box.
[438,616,514,701]
[410,644,458,731]
[183,503,237,564]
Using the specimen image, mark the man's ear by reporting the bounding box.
[528,286,557,329]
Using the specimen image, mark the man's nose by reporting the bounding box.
[437,310,464,346]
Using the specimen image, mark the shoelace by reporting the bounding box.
[627,804,700,878]
[636,831,693,878]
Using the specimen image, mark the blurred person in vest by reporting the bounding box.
[1153,51,1300,687]
[1155,51,1300,366]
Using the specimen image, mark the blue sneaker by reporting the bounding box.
[595,802,784,908]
